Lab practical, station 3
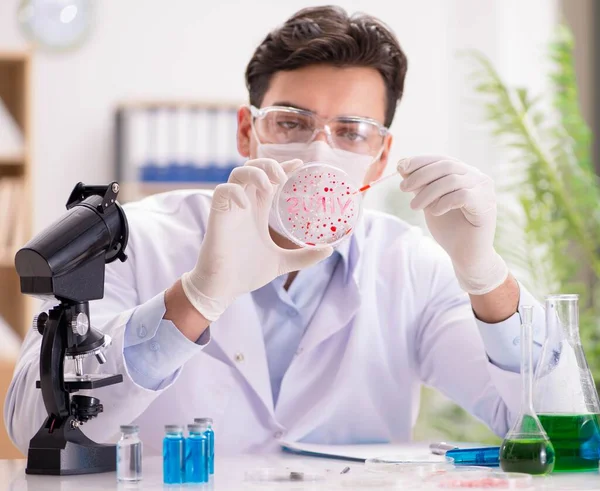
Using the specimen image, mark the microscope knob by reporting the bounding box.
[32,313,48,335]
[71,313,90,336]
[95,351,107,364]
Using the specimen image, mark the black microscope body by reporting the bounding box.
[14,182,129,475]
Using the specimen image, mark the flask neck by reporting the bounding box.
[520,320,535,414]
[545,296,581,343]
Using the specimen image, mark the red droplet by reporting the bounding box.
[306,242,315,246]
[346,191,350,195]
[338,218,342,222]
[322,224,326,228]
[331,226,337,232]
[324,187,329,192]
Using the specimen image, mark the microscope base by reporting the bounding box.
[26,443,116,475]
[25,418,116,475]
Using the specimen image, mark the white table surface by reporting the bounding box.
[3,450,600,490]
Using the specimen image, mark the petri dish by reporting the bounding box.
[365,453,453,474]
[334,472,422,489]
[275,163,363,248]
[424,470,534,489]
[244,467,326,486]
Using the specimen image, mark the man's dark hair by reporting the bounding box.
[245,5,408,127]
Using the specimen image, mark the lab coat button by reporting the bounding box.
[150,341,160,352]
[235,352,245,363]
[274,431,284,439]
[137,325,148,338]
[287,308,298,317]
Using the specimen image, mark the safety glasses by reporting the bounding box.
[250,105,388,156]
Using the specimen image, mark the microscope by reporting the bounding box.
[14,182,129,475]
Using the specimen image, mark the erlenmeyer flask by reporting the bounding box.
[533,294,600,472]
[500,306,555,474]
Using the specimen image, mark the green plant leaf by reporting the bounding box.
[467,25,600,381]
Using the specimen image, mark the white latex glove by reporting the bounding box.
[182,158,333,321]
[398,155,509,295]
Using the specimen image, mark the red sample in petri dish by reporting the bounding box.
[275,163,363,248]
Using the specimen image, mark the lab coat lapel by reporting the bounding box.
[297,248,362,356]
[209,294,274,415]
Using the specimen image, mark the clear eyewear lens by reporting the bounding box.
[254,108,386,155]
[254,109,315,144]
[329,120,385,155]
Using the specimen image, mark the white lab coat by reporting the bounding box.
[5,190,523,456]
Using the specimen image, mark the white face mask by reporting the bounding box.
[257,141,376,240]
[257,140,374,188]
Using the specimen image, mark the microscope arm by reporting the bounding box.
[38,308,70,423]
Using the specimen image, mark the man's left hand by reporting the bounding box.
[398,155,509,295]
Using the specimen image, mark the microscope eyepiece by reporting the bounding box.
[14,182,128,302]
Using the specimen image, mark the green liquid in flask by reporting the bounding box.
[538,413,600,472]
[500,439,555,474]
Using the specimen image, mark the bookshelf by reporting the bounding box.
[0,51,32,339]
[115,100,244,202]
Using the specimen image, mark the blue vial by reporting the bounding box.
[163,425,184,484]
[194,417,215,475]
[185,424,209,484]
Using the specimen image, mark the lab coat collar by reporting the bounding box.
[294,218,365,357]
[335,217,365,285]
[338,215,366,286]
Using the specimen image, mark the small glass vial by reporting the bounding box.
[163,425,185,484]
[194,417,215,475]
[117,425,142,483]
[185,424,209,484]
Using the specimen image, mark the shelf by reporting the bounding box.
[0,153,25,165]
[133,181,218,190]
[120,181,217,201]
[0,53,29,64]
[117,99,243,111]
[0,254,14,268]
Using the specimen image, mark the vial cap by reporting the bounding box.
[120,425,139,434]
[164,424,183,433]
[188,423,204,433]
[194,417,213,425]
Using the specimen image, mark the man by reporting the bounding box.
[6,6,541,455]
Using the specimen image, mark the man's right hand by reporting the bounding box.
[179,158,333,323]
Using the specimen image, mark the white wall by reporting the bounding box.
[0,0,557,232]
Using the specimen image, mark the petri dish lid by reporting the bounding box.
[335,472,423,489]
[424,470,534,489]
[366,453,452,470]
[244,467,326,484]
[275,162,363,248]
